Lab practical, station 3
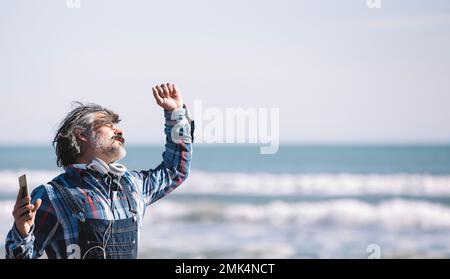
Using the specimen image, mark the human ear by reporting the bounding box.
[74,128,89,143]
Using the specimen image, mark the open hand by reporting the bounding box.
[152,83,184,111]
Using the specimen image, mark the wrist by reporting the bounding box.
[14,223,29,238]
[164,107,186,121]
[12,222,34,243]
[164,104,184,112]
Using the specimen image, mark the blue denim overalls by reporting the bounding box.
[50,175,139,259]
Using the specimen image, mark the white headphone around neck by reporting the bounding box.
[86,158,127,176]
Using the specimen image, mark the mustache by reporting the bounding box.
[112,134,125,144]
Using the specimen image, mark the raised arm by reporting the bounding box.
[131,83,193,206]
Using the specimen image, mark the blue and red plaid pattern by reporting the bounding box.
[5,108,193,259]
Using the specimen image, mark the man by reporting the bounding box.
[5,83,193,259]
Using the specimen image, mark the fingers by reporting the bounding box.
[32,199,42,213]
[152,83,177,102]
[154,85,167,106]
[13,204,34,218]
[152,82,181,111]
[14,196,30,211]
[16,187,23,204]
[12,197,39,219]
[155,83,177,96]
[167,83,173,93]
[154,84,166,98]
[152,87,164,106]
[161,83,170,98]
[17,211,36,222]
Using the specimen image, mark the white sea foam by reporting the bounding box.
[139,199,450,258]
[2,196,450,258]
[0,170,59,196]
[144,199,450,230]
[1,169,450,197]
[182,171,450,197]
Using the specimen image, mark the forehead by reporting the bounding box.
[93,112,117,128]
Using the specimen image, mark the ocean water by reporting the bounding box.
[1,144,450,258]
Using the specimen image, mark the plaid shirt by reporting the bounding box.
[5,108,193,259]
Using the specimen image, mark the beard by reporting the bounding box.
[90,132,127,163]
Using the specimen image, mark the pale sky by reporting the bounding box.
[1,0,449,144]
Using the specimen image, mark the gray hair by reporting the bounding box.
[53,102,120,168]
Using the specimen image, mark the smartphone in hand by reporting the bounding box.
[18,174,30,213]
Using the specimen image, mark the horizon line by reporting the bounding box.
[1,142,450,147]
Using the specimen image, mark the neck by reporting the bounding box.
[95,154,113,165]
[76,153,112,165]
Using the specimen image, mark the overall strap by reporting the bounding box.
[119,177,139,215]
[48,180,86,223]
